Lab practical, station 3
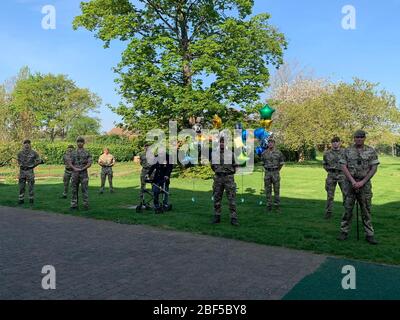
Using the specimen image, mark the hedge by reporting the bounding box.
[0,141,138,165]
[0,141,316,167]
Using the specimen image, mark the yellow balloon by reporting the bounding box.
[234,136,244,148]
[212,115,222,129]
[260,120,273,130]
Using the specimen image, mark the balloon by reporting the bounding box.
[212,115,222,129]
[260,119,273,130]
[254,128,269,140]
[259,104,275,120]
[234,136,244,148]
[242,130,248,142]
[255,146,265,156]
[181,155,195,165]
[195,134,206,142]
[237,152,250,165]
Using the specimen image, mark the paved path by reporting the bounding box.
[0,206,326,300]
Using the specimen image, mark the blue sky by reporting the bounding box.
[1,0,399,132]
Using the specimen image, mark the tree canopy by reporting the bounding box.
[2,68,101,142]
[66,116,101,141]
[272,78,400,149]
[73,0,287,133]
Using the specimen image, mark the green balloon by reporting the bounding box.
[259,104,275,120]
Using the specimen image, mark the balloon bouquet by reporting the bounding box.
[254,104,275,156]
[255,104,276,205]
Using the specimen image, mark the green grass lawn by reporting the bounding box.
[1,156,399,265]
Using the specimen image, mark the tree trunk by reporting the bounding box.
[50,128,55,142]
[179,6,192,88]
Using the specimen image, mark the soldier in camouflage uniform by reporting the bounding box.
[211,138,239,226]
[17,140,43,204]
[98,148,116,194]
[62,145,75,199]
[337,130,379,245]
[261,139,285,212]
[322,137,347,219]
[69,137,92,210]
[139,143,151,204]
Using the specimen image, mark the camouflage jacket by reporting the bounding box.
[17,149,41,170]
[323,148,346,171]
[261,149,285,170]
[139,151,151,170]
[339,145,380,179]
[211,150,237,175]
[70,148,92,170]
[63,151,73,171]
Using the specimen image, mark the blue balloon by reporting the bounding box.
[254,128,270,140]
[242,129,248,142]
[255,146,265,156]
[181,155,195,165]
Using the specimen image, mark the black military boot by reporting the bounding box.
[230,218,239,226]
[366,235,378,245]
[336,232,348,241]
[211,215,221,224]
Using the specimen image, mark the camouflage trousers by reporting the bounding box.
[325,173,346,216]
[213,174,237,219]
[140,168,150,201]
[341,180,374,237]
[100,167,113,191]
[19,169,35,200]
[264,170,280,208]
[71,170,89,208]
[63,169,72,197]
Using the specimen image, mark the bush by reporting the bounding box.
[26,141,137,165]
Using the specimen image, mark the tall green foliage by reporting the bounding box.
[73,0,287,133]
[276,78,400,149]
[10,73,101,141]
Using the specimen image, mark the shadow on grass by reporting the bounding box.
[1,182,400,265]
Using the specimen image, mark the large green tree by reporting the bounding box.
[11,73,101,141]
[66,116,101,141]
[276,78,400,150]
[73,0,287,132]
